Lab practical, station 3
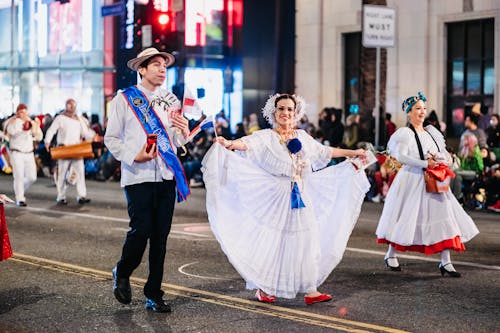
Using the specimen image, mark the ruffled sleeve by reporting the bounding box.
[240,129,293,177]
[387,127,428,169]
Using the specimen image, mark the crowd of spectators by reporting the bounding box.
[1,105,499,213]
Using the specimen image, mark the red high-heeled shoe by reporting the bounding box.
[304,293,333,305]
[255,289,275,303]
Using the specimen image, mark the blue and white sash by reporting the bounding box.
[122,86,190,202]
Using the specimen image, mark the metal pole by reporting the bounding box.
[10,0,15,114]
[374,47,380,148]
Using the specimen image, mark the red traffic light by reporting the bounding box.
[158,13,170,25]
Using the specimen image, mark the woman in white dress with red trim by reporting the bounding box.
[376,92,479,277]
[202,94,370,305]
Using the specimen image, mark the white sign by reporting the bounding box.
[142,25,152,47]
[362,5,395,48]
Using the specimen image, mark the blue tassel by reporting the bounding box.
[291,182,305,209]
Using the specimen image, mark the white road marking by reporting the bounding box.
[178,261,237,280]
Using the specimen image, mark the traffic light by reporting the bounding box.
[157,13,170,26]
[152,11,177,52]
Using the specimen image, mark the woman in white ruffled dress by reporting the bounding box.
[376,92,479,277]
[202,94,370,305]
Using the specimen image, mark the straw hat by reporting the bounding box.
[126,47,175,71]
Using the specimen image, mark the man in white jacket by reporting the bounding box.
[44,99,96,205]
[4,104,43,206]
[105,48,190,313]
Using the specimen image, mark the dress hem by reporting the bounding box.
[377,235,465,255]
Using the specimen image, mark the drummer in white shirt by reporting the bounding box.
[44,98,96,205]
[4,104,43,206]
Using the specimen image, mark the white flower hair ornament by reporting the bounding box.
[261,93,306,128]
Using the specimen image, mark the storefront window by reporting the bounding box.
[452,61,464,95]
[446,18,494,138]
[343,32,361,119]
[0,0,107,120]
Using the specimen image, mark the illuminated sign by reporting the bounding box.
[153,0,169,11]
[125,0,135,49]
[184,0,242,48]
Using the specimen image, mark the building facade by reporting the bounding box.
[0,0,111,120]
[296,0,499,143]
[0,0,244,131]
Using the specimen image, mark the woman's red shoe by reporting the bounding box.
[255,289,275,303]
[304,293,333,305]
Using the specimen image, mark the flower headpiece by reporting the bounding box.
[402,92,427,113]
[261,93,306,127]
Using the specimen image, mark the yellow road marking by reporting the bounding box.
[10,253,410,333]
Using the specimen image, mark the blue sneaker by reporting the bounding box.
[145,298,171,313]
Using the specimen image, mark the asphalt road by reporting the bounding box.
[0,175,499,333]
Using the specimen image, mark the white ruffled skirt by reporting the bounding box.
[202,144,370,298]
[376,166,479,254]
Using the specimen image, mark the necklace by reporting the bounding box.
[274,128,296,144]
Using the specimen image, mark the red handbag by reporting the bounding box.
[409,125,455,193]
[424,164,455,193]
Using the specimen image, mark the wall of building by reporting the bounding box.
[296,0,500,128]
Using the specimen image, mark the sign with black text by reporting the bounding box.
[362,5,395,48]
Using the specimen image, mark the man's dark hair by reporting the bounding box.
[467,113,480,126]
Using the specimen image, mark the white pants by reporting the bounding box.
[10,151,37,202]
[56,159,86,201]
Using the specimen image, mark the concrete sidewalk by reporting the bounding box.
[0,174,208,217]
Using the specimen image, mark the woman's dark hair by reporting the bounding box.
[274,94,296,108]
[427,110,439,122]
[91,114,100,125]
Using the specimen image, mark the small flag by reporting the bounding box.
[182,86,203,119]
[187,115,214,142]
[0,145,12,174]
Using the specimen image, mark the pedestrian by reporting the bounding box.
[202,93,370,305]
[376,92,479,277]
[385,113,396,142]
[462,113,488,150]
[4,104,43,206]
[104,47,190,313]
[247,112,261,134]
[327,108,344,147]
[486,113,499,149]
[343,113,360,148]
[44,98,96,205]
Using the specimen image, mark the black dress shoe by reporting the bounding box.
[438,263,461,278]
[77,197,91,204]
[145,298,172,313]
[384,257,402,271]
[112,267,131,304]
[57,199,68,205]
[16,201,27,207]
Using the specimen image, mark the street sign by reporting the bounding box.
[142,25,152,47]
[101,3,125,17]
[362,5,395,48]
